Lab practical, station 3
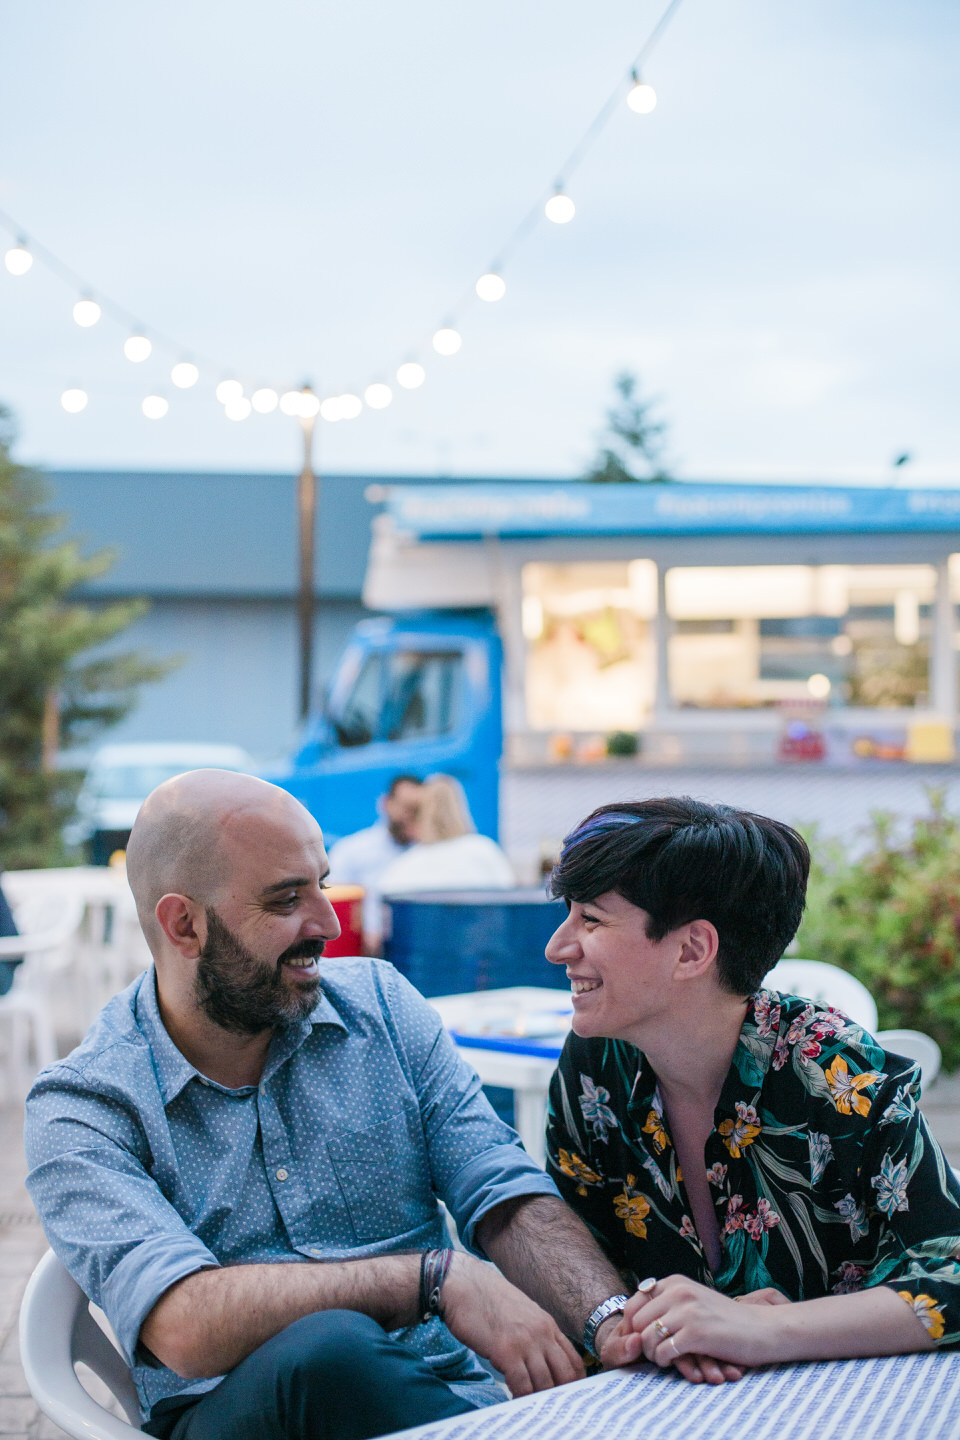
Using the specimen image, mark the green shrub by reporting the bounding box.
[795,792,960,1069]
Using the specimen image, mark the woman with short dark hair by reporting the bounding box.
[545,797,960,1383]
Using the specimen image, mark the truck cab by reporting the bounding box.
[268,611,502,845]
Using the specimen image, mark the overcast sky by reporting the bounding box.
[0,1,957,482]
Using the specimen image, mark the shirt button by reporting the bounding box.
[309,1246,323,1258]
[276,1168,289,1182]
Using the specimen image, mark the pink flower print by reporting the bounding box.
[722,1194,746,1236]
[753,992,782,1039]
[799,1038,822,1061]
[706,1162,728,1187]
[679,1214,698,1241]
[756,1198,780,1229]
[772,1036,790,1071]
[832,1261,867,1295]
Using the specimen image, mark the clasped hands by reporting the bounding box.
[595,1275,792,1385]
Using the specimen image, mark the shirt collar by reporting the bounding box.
[135,966,349,1106]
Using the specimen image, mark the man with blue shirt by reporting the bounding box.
[25,771,640,1440]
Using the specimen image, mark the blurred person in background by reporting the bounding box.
[378,775,514,901]
[327,775,422,954]
[0,872,22,996]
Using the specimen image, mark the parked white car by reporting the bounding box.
[68,742,256,863]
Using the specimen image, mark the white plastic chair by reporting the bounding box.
[20,1248,142,1439]
[873,1028,942,1088]
[765,958,879,1031]
[0,891,85,1092]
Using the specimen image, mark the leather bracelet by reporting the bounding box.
[582,1293,631,1358]
[419,1248,453,1323]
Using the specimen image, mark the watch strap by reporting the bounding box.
[582,1293,631,1358]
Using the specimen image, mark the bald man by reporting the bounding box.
[25,772,639,1440]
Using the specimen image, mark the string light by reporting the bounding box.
[124,335,152,363]
[627,71,657,113]
[60,388,87,413]
[433,328,462,356]
[475,273,506,303]
[544,190,576,224]
[4,244,32,276]
[397,362,426,389]
[320,397,343,423]
[365,383,392,409]
[225,396,251,421]
[73,298,101,327]
[0,0,684,423]
[252,387,279,414]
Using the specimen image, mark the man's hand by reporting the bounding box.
[441,1252,585,1397]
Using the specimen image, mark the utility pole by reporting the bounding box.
[296,385,319,721]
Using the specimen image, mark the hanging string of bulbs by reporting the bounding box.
[0,0,684,427]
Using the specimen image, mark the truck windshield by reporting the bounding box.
[332,649,462,748]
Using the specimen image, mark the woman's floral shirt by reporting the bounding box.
[546,990,960,1344]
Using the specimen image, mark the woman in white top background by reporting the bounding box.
[378,775,515,901]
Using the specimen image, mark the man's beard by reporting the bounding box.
[194,907,323,1036]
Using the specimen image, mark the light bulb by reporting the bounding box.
[216,379,243,404]
[124,335,152,363]
[433,327,462,356]
[397,362,426,389]
[339,393,362,419]
[142,395,169,419]
[299,392,320,419]
[627,79,657,114]
[225,396,251,421]
[807,673,831,699]
[320,396,343,423]
[280,390,303,416]
[4,245,32,276]
[476,272,506,303]
[251,387,279,414]
[73,298,101,327]
[545,191,575,224]
[60,388,88,414]
[364,382,392,409]
[171,362,199,389]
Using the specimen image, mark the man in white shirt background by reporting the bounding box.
[327,774,423,953]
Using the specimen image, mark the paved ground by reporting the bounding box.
[4,1077,960,1437]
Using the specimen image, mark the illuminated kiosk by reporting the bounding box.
[365,481,960,771]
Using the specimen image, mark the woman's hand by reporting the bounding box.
[620,1276,792,1378]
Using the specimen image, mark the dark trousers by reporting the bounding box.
[143,1312,478,1440]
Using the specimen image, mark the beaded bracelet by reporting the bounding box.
[419,1248,453,1323]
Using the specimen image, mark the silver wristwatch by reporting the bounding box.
[582,1294,630,1358]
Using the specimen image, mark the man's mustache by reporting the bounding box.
[276,937,326,967]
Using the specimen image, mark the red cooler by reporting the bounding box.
[324,884,364,957]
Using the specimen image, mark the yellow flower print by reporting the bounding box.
[614,1177,651,1238]
[897,1291,945,1341]
[718,1101,761,1158]
[642,1109,671,1153]
[557,1149,603,1196]
[826,1055,880,1118]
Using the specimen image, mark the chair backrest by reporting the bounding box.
[19,1249,142,1439]
[764,959,879,1031]
[874,1028,943,1089]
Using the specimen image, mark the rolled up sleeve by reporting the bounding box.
[383,969,561,1251]
[25,1072,219,1368]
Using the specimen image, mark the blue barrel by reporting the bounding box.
[383,889,568,997]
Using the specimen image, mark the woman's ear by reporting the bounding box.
[674,919,720,982]
[155,893,205,959]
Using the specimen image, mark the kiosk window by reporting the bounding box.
[385,651,461,741]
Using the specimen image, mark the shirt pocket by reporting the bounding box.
[327,1108,435,1243]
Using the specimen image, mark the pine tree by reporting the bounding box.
[0,409,171,868]
[585,371,673,483]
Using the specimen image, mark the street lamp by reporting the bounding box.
[293,384,321,721]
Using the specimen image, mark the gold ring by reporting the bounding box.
[637,1277,657,1295]
[653,1318,671,1340]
